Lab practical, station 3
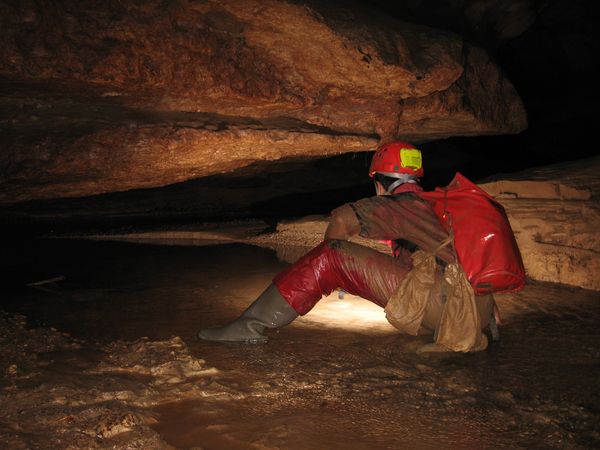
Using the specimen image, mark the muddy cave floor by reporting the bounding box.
[1,238,599,449]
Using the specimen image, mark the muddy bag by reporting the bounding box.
[384,250,437,335]
[436,262,488,352]
[419,173,526,295]
[385,250,488,353]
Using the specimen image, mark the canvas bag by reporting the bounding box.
[385,244,488,352]
[384,249,438,336]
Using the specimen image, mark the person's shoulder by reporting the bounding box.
[389,192,433,210]
[354,193,422,205]
[347,195,389,216]
[352,194,394,207]
[392,191,422,198]
[391,192,426,201]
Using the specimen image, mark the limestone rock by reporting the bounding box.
[0,0,526,204]
[479,157,600,291]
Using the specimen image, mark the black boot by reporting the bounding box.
[197,284,298,343]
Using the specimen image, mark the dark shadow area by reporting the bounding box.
[0,238,286,342]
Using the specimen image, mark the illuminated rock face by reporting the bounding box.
[0,0,526,204]
[479,157,600,291]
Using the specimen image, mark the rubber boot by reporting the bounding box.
[197,284,298,343]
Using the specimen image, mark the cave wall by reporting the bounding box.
[479,157,600,291]
[0,0,526,204]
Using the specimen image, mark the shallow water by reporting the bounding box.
[2,238,599,449]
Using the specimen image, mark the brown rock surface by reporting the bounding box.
[479,157,600,291]
[0,0,526,204]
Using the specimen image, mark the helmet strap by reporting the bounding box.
[385,174,419,194]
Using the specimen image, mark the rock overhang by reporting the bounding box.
[0,0,527,204]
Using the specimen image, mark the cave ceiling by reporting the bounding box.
[0,0,530,205]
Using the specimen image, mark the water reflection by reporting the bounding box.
[1,238,598,449]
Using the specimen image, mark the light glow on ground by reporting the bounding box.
[296,291,398,333]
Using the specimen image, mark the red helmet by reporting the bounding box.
[369,141,424,177]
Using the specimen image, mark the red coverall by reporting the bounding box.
[273,184,458,332]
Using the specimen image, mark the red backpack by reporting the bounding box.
[419,173,526,295]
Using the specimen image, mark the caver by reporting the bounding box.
[198,141,525,353]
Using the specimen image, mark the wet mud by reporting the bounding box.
[1,238,599,449]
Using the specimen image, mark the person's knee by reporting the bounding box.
[326,238,347,251]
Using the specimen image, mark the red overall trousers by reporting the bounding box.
[273,239,412,315]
